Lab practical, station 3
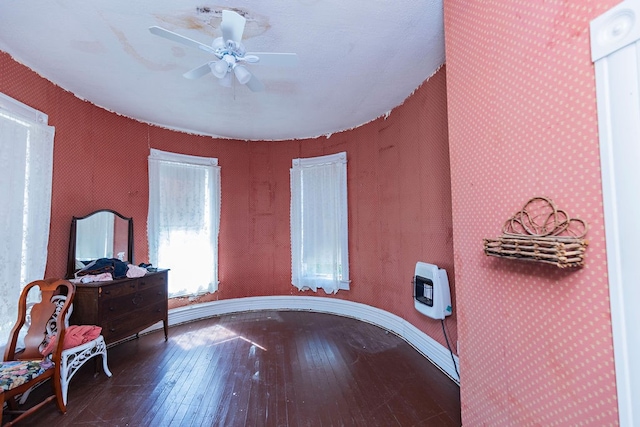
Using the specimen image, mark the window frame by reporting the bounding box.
[147,148,221,297]
[290,151,350,293]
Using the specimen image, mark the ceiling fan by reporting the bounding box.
[149,10,298,92]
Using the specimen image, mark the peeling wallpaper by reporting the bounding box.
[444,0,620,425]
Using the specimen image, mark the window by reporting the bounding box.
[290,151,349,294]
[0,93,55,345]
[147,149,221,297]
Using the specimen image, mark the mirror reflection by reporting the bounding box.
[67,209,133,278]
[75,211,129,264]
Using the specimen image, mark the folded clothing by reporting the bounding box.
[69,272,113,283]
[126,264,147,278]
[40,325,103,356]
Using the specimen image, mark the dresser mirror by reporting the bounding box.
[66,209,133,278]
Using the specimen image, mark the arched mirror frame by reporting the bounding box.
[66,209,134,278]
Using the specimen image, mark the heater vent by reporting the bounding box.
[413,262,452,320]
[414,275,434,307]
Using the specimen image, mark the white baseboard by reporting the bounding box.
[141,295,460,384]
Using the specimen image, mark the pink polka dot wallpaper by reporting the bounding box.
[444,0,621,425]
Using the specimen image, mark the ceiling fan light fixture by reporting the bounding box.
[218,72,233,88]
[233,64,252,85]
[211,60,228,78]
[211,37,225,51]
[149,10,297,93]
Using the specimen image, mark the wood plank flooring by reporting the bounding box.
[20,310,461,426]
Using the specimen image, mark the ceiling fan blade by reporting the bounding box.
[221,10,246,43]
[149,26,214,53]
[246,52,299,67]
[245,74,265,92]
[183,63,212,79]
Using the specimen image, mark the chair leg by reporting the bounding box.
[101,347,113,378]
[60,351,70,407]
[59,336,112,406]
[55,389,67,414]
[5,395,18,410]
[54,366,67,414]
[91,335,112,378]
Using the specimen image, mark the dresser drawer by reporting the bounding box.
[99,280,138,299]
[99,273,166,299]
[104,300,167,342]
[99,285,167,319]
[136,273,166,292]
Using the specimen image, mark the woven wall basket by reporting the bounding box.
[483,197,588,268]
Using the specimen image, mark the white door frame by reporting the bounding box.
[591,1,640,425]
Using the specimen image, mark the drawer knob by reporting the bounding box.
[104,290,111,295]
[109,328,115,332]
[132,294,143,305]
[109,307,115,311]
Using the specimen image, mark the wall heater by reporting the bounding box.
[413,262,452,320]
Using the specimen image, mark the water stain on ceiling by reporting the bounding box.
[0,1,445,141]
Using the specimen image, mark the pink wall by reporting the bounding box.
[444,0,620,425]
[0,53,456,350]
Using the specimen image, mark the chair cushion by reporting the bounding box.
[0,359,53,392]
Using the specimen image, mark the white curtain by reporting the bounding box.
[290,152,349,294]
[0,106,54,346]
[148,149,220,297]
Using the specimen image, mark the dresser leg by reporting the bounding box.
[163,318,169,341]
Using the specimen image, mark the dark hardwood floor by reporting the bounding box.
[20,311,461,426]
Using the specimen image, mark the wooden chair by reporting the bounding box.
[16,301,113,407]
[0,278,75,426]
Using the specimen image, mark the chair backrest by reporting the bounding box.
[3,279,75,362]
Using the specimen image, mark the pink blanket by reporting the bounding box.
[40,325,102,356]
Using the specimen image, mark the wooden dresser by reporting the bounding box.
[70,269,169,345]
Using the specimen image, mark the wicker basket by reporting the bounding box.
[483,235,587,268]
[483,197,588,268]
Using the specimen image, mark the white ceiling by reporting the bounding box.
[0,1,445,141]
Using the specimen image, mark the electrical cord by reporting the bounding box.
[441,318,460,382]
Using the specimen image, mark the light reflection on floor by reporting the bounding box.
[173,324,267,352]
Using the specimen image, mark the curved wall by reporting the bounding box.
[0,52,455,352]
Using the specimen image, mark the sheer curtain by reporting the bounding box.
[290,152,349,294]
[0,99,54,345]
[148,149,220,297]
